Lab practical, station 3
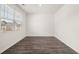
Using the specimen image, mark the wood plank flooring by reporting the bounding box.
[2,37,77,54]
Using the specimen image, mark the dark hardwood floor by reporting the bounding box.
[2,36,77,54]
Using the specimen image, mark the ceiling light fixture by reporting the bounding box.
[39,4,42,7]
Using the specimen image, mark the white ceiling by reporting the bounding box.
[19,4,64,14]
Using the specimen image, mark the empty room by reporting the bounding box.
[0,4,79,54]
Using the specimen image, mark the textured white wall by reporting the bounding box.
[26,14,54,36]
[55,4,79,53]
[0,5,27,53]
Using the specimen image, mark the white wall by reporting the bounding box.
[0,5,27,53]
[55,4,79,53]
[26,14,54,36]
[1,4,79,53]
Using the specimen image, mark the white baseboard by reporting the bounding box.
[54,34,79,53]
[0,35,26,54]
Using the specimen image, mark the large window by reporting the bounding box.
[0,4,22,32]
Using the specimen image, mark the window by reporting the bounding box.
[0,4,22,32]
[15,10,22,31]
